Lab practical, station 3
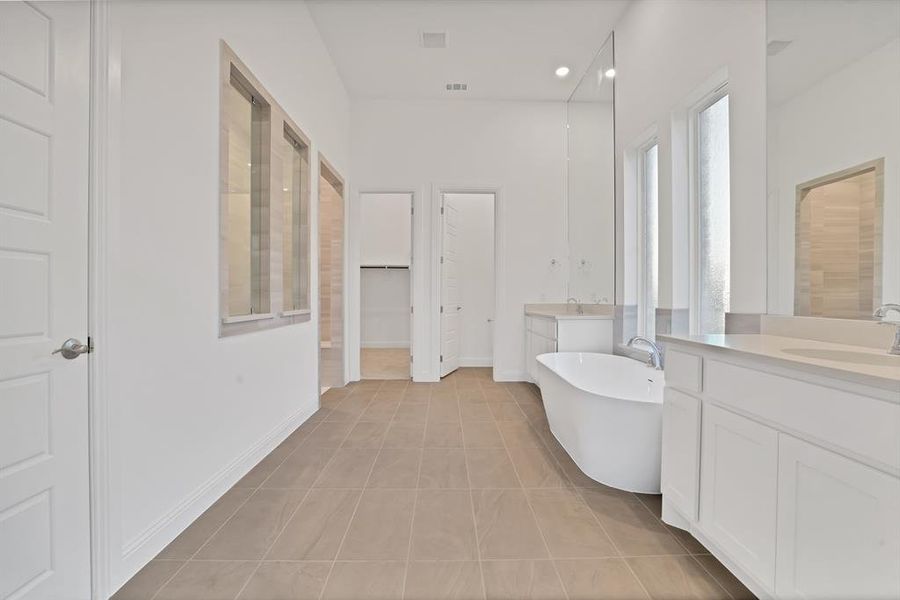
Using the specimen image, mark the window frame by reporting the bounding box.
[636,138,659,340]
[281,123,312,316]
[688,83,730,335]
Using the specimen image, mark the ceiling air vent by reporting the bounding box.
[445,83,468,92]
[767,40,792,56]
[420,31,447,49]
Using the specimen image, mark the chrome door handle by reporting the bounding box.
[457,305,462,311]
[52,338,91,360]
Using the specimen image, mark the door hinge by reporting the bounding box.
[440,256,444,264]
[411,206,414,216]
[440,354,444,362]
[410,305,414,314]
[440,305,444,313]
[441,206,445,215]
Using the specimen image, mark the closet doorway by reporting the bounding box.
[439,192,496,377]
[359,192,414,379]
[319,158,345,391]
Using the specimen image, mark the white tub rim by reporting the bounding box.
[536,351,664,405]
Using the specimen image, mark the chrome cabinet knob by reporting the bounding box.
[52,338,91,360]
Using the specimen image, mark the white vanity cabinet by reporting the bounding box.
[524,314,613,382]
[661,340,900,599]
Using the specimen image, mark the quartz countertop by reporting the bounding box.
[524,303,615,320]
[659,333,900,393]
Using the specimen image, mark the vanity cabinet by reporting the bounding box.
[524,314,613,382]
[661,341,900,599]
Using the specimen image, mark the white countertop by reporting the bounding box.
[659,333,900,393]
[524,303,615,320]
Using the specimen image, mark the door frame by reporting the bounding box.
[318,153,349,392]
[430,185,504,381]
[354,189,418,381]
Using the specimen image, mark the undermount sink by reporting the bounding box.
[781,347,900,367]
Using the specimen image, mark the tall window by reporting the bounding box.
[225,69,270,317]
[695,92,730,334]
[282,127,310,313]
[638,142,659,339]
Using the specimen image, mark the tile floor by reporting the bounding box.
[113,368,755,600]
[361,347,411,380]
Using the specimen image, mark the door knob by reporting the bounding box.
[52,338,91,360]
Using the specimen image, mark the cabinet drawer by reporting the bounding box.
[704,359,900,471]
[665,348,703,393]
[527,316,557,340]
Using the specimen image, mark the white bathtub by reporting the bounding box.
[536,352,664,493]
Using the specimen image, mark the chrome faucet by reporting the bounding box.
[627,336,663,369]
[567,297,584,315]
[873,304,900,355]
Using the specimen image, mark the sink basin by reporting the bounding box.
[781,347,900,367]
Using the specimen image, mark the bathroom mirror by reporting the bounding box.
[566,33,616,305]
[766,0,899,319]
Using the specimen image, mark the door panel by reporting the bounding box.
[440,197,460,376]
[661,388,700,521]
[0,2,91,598]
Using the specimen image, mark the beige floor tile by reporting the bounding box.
[627,555,728,600]
[411,490,478,560]
[339,489,416,560]
[555,558,649,599]
[497,421,544,448]
[394,401,428,423]
[342,421,390,448]
[489,402,528,422]
[196,488,307,559]
[466,449,521,488]
[428,398,462,423]
[154,560,257,600]
[368,448,422,488]
[507,446,568,489]
[322,561,406,600]
[460,399,494,421]
[527,489,617,558]
[302,421,355,447]
[326,396,372,422]
[262,447,336,489]
[383,421,427,448]
[518,403,548,426]
[404,561,485,600]
[458,388,487,402]
[419,449,469,489]
[110,560,184,600]
[668,525,710,555]
[425,421,464,448]
[157,488,252,559]
[361,347,410,380]
[314,448,377,488]
[360,398,401,422]
[461,421,505,448]
[555,451,605,488]
[404,387,433,402]
[694,554,756,599]
[636,493,663,519]
[472,489,548,559]
[267,488,361,560]
[234,449,293,489]
[481,560,564,600]
[580,489,684,556]
[237,561,331,600]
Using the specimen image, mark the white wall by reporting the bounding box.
[360,269,410,347]
[446,193,495,366]
[360,192,412,266]
[768,38,900,314]
[104,0,350,591]
[350,99,568,381]
[614,0,767,315]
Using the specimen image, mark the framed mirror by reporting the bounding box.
[766,0,899,319]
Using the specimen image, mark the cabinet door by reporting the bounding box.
[661,388,701,521]
[700,405,777,588]
[525,329,537,382]
[776,435,900,599]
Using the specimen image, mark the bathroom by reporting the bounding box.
[2,0,897,599]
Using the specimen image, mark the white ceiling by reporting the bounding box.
[306,0,630,101]
[767,0,900,106]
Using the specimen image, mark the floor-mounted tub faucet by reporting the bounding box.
[873,304,900,355]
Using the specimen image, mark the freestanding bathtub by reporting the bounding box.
[536,352,664,493]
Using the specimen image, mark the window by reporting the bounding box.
[694,91,730,334]
[282,127,310,313]
[638,142,659,339]
[224,67,270,317]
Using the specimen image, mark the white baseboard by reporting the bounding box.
[360,341,410,349]
[114,402,317,593]
[460,357,492,367]
[494,370,528,382]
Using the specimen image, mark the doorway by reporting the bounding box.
[319,158,345,391]
[359,192,413,379]
[439,192,496,378]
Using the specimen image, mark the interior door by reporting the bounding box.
[440,195,460,377]
[0,2,92,599]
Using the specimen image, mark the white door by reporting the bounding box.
[0,2,92,599]
[700,405,778,588]
[439,196,460,377]
[776,435,900,599]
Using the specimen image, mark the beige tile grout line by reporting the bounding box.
[146,403,336,600]
[493,384,572,600]
[458,382,489,600]
[398,384,429,600]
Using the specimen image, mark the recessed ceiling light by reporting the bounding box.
[555,66,570,78]
[604,68,616,78]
